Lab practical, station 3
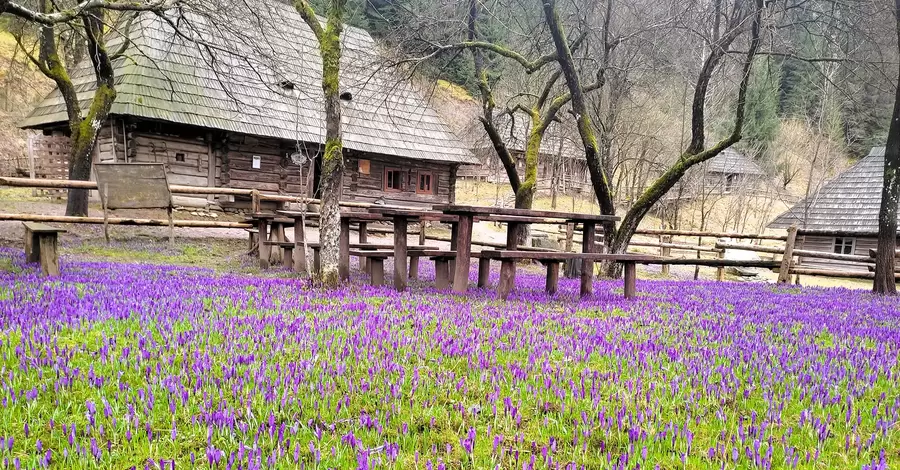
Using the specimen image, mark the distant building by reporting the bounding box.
[21,1,475,209]
[697,149,766,195]
[457,113,591,193]
[768,146,888,271]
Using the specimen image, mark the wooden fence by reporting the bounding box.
[0,176,891,284]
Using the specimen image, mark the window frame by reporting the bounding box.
[384,167,403,192]
[174,152,186,163]
[724,173,736,193]
[833,237,855,255]
[416,171,434,195]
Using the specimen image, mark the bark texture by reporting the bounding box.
[872,0,900,295]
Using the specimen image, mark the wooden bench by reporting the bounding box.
[23,222,66,276]
[307,243,439,275]
[348,249,392,285]
[479,250,661,300]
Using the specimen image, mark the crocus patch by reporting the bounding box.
[0,248,897,469]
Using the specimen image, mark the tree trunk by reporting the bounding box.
[873,0,900,295]
[317,16,345,287]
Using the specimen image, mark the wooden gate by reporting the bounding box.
[27,134,71,198]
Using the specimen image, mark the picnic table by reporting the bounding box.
[366,207,447,291]
[433,204,620,296]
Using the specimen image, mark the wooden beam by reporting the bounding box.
[0,213,252,228]
[778,226,798,284]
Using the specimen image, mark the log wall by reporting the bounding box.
[343,152,455,207]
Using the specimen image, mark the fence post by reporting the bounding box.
[660,235,671,275]
[251,189,260,213]
[778,225,798,284]
[716,248,725,281]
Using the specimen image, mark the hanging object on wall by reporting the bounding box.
[252,155,261,169]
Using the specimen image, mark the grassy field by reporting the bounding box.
[0,247,896,469]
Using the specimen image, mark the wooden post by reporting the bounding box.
[269,222,284,265]
[452,215,473,293]
[580,222,596,297]
[393,216,408,291]
[167,206,175,246]
[38,234,60,276]
[778,225,798,284]
[358,221,368,272]
[370,258,385,285]
[477,258,491,287]
[282,246,293,270]
[545,261,560,295]
[563,222,576,278]
[716,248,725,281]
[339,217,350,281]
[409,222,426,280]
[101,183,110,244]
[660,235,671,275]
[449,222,458,276]
[434,258,450,289]
[24,226,37,263]
[257,218,270,269]
[498,222,519,300]
[293,216,308,274]
[623,262,636,299]
[251,189,260,213]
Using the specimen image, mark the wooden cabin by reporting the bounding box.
[457,113,591,194]
[768,147,890,272]
[20,1,475,209]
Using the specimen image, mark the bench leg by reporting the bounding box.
[283,247,293,270]
[409,256,420,281]
[623,262,637,299]
[313,248,321,274]
[248,232,258,253]
[270,224,284,265]
[24,228,39,263]
[370,258,385,286]
[38,234,59,276]
[434,259,450,289]
[498,260,516,300]
[545,262,560,296]
[339,218,351,281]
[293,220,308,275]
[477,258,490,287]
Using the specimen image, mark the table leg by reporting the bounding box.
[293,218,308,274]
[358,222,368,272]
[545,261,560,296]
[623,262,637,299]
[498,221,519,299]
[24,227,38,263]
[339,218,350,281]
[270,222,285,265]
[257,219,270,269]
[580,222,596,297]
[393,216,408,291]
[452,215,473,293]
[449,222,458,275]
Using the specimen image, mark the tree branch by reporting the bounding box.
[2,0,170,25]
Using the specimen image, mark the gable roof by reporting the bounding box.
[768,147,886,232]
[705,148,765,176]
[21,1,476,165]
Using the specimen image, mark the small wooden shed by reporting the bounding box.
[20,1,475,209]
[768,146,890,271]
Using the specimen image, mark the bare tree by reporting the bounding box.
[873,0,900,295]
[8,0,171,216]
[292,0,347,286]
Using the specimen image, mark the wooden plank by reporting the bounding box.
[2,213,252,228]
[435,204,619,223]
[22,222,66,233]
[94,163,172,210]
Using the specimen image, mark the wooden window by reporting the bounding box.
[833,237,855,255]
[724,174,736,193]
[174,152,185,162]
[359,159,370,175]
[417,171,434,194]
[384,168,403,192]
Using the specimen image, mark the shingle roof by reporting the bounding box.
[21,0,476,165]
[705,148,765,176]
[768,147,886,232]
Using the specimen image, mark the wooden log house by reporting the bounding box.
[20,1,475,209]
[769,146,896,272]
